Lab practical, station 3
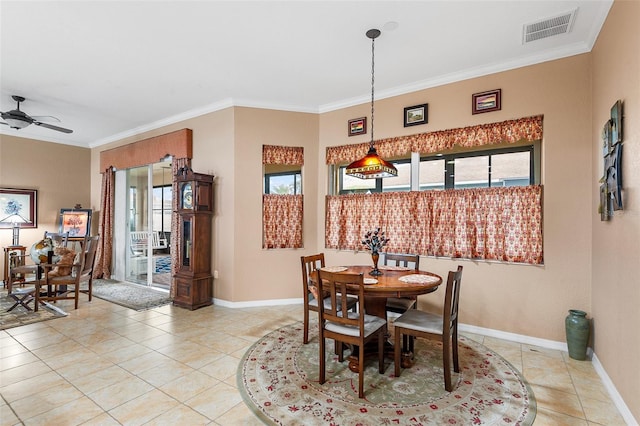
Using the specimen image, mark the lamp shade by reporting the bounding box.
[0,213,30,224]
[345,146,398,179]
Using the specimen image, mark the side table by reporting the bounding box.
[3,245,26,288]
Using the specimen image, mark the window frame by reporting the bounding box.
[264,170,302,195]
[335,143,538,194]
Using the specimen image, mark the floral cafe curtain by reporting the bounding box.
[262,145,304,249]
[326,115,543,164]
[325,186,543,265]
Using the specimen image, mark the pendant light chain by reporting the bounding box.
[370,34,375,149]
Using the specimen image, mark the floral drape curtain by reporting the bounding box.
[326,115,543,164]
[93,167,115,278]
[263,194,303,249]
[262,145,304,249]
[325,186,543,264]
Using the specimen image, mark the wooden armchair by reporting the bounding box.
[35,235,99,311]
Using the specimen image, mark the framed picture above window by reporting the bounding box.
[403,103,428,127]
[59,208,92,240]
[472,89,501,114]
[348,117,367,136]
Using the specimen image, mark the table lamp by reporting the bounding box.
[0,213,31,246]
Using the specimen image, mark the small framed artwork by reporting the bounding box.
[59,208,92,240]
[404,103,428,127]
[472,89,502,114]
[602,120,612,157]
[610,100,622,144]
[0,188,37,228]
[348,117,367,136]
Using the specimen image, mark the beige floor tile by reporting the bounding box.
[41,346,98,370]
[143,403,212,425]
[0,341,28,359]
[80,335,136,355]
[160,370,219,402]
[67,365,134,395]
[88,376,154,411]
[55,356,116,381]
[530,383,584,419]
[101,342,152,364]
[0,351,38,371]
[0,360,52,387]
[108,389,179,426]
[533,407,589,425]
[580,395,627,425]
[11,382,84,421]
[23,395,104,426]
[136,357,196,388]
[156,340,225,369]
[0,399,21,426]
[30,339,84,360]
[0,370,67,403]
[199,354,241,382]
[186,381,244,421]
[117,350,171,375]
[79,412,121,425]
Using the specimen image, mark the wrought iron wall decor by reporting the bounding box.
[600,100,624,221]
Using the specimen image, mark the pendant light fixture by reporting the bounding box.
[345,28,398,179]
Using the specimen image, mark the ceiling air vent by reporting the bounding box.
[523,9,577,44]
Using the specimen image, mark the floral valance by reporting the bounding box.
[263,145,304,165]
[326,115,543,165]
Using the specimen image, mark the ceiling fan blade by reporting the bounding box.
[30,115,61,123]
[33,121,73,133]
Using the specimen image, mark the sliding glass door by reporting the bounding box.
[124,162,172,288]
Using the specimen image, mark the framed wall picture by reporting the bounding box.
[403,103,428,127]
[59,208,92,240]
[610,100,622,144]
[348,117,367,136]
[0,188,37,228]
[472,89,502,114]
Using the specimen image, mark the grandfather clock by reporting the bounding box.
[174,167,214,310]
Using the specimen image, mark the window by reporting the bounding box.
[152,185,172,233]
[264,170,302,194]
[337,144,537,194]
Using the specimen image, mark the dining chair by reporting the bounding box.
[35,235,99,311]
[300,253,357,344]
[384,253,420,314]
[317,269,387,398]
[393,265,463,392]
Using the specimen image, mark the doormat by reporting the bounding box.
[92,279,172,311]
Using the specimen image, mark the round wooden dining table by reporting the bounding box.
[327,265,443,319]
[315,264,443,371]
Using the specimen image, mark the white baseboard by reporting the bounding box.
[210,296,636,424]
[591,353,638,425]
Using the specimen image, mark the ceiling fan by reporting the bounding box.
[1,95,73,134]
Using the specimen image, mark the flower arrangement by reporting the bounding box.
[361,227,389,255]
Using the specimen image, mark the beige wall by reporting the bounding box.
[0,134,91,270]
[320,54,593,343]
[591,0,640,421]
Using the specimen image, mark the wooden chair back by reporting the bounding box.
[384,253,419,270]
[300,253,325,344]
[444,265,463,339]
[44,231,69,248]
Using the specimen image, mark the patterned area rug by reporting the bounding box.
[239,322,536,425]
[0,291,68,330]
[92,279,172,311]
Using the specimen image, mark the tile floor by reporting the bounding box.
[0,295,627,425]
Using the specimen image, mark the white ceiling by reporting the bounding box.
[0,0,612,148]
